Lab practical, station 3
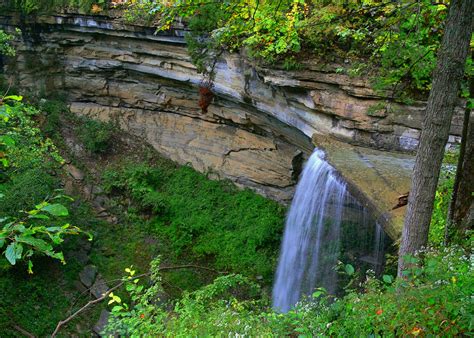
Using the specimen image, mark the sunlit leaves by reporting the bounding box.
[0,95,90,273]
[0,194,91,271]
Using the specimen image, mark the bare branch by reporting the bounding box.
[11,324,35,338]
[51,264,224,337]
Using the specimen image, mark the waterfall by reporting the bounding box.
[373,222,385,275]
[272,149,347,312]
[272,149,386,312]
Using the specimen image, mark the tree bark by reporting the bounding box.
[446,52,473,242]
[453,112,474,230]
[398,0,474,277]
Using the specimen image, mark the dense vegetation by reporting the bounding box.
[105,241,473,336]
[102,162,284,280]
[97,146,472,336]
[1,1,472,336]
[0,91,286,335]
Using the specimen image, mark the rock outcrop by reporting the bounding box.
[0,13,463,237]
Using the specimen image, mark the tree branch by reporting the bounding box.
[11,324,35,338]
[51,264,224,337]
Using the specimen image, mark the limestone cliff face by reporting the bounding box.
[0,13,463,209]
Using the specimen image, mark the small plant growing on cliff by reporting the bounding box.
[78,117,116,154]
[0,29,18,57]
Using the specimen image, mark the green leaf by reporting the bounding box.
[45,226,63,232]
[17,236,52,252]
[312,287,326,298]
[5,243,17,265]
[28,214,50,220]
[15,243,23,259]
[2,221,14,231]
[47,251,65,263]
[49,234,63,245]
[11,224,25,232]
[0,237,5,249]
[0,135,15,147]
[383,274,393,284]
[111,305,124,312]
[3,95,23,101]
[345,264,355,276]
[41,203,69,217]
[5,242,22,265]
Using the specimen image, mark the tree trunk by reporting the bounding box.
[397,0,474,277]
[453,112,474,230]
[446,77,473,243]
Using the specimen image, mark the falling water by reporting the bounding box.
[373,222,385,275]
[272,149,347,312]
[272,149,387,312]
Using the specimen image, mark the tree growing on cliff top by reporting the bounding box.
[397,0,473,276]
[0,29,16,57]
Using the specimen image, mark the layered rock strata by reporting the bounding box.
[0,13,464,236]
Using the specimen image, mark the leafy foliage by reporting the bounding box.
[102,162,285,280]
[105,259,265,337]
[2,0,106,14]
[0,29,18,57]
[78,117,115,154]
[0,96,91,273]
[0,95,99,334]
[105,242,473,336]
[118,0,464,98]
[0,197,91,272]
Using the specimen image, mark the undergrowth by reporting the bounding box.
[102,162,286,281]
[103,147,472,337]
[0,97,95,336]
[105,240,473,336]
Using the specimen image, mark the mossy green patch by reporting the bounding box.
[103,162,286,282]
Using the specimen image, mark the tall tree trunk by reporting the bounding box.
[453,112,474,229]
[397,0,473,277]
[445,74,473,243]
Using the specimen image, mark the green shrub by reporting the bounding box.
[0,95,95,336]
[105,242,474,336]
[103,162,166,200]
[140,190,168,215]
[103,163,285,280]
[39,99,68,138]
[78,118,115,154]
[3,0,106,14]
[0,96,63,215]
[0,29,17,56]
[0,167,58,216]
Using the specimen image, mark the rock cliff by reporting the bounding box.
[0,13,463,237]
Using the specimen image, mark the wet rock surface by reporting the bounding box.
[79,265,98,288]
[93,310,110,336]
[313,135,415,239]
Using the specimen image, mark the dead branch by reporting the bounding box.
[11,324,35,338]
[51,264,223,337]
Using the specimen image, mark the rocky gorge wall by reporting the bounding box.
[0,13,464,228]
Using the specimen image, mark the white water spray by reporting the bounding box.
[272,149,387,312]
[272,149,347,312]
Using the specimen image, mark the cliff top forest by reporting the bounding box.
[0,0,473,336]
